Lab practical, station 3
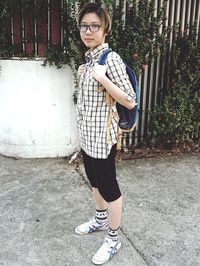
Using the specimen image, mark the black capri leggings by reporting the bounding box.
[81,145,122,202]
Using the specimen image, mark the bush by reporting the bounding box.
[148,24,200,147]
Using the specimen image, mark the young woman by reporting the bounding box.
[75,2,135,265]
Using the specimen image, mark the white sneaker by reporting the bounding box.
[75,217,109,235]
[92,237,121,265]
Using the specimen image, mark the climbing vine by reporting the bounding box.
[0,0,169,75]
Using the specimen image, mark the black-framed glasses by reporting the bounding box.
[78,24,101,32]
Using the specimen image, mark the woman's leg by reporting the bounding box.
[82,149,107,210]
[92,187,108,210]
[92,188,122,230]
[92,144,122,229]
[93,184,122,230]
[108,195,122,230]
[92,192,122,264]
[75,150,110,235]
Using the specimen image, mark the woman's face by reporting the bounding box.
[79,12,107,50]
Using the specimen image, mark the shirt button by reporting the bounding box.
[126,95,132,102]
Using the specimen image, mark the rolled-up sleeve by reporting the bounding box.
[106,52,136,101]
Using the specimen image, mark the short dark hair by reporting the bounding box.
[77,2,112,35]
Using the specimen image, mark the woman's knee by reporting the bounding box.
[98,186,122,203]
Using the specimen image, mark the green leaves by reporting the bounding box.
[148,23,200,146]
[0,0,168,75]
[107,0,169,76]
[1,0,199,144]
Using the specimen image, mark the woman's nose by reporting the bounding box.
[85,27,92,34]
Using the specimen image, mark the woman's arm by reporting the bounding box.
[92,64,135,110]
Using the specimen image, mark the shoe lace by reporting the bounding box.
[97,238,118,258]
[88,217,99,232]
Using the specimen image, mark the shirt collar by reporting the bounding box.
[85,43,109,63]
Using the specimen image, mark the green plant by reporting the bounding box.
[44,0,169,73]
[0,0,49,58]
[148,23,200,147]
[108,0,169,77]
[1,1,199,147]
[0,0,169,80]
[44,0,169,100]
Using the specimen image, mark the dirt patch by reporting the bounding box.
[116,141,200,160]
[70,141,199,165]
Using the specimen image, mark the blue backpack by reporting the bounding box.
[98,48,139,133]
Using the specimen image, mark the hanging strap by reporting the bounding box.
[98,49,124,149]
[106,92,115,144]
[105,92,122,150]
[98,48,112,65]
[117,128,123,150]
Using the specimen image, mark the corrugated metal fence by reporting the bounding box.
[128,0,200,148]
[2,0,200,147]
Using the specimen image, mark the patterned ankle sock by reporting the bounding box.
[95,209,108,224]
[107,227,119,241]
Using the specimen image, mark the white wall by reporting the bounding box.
[0,59,79,158]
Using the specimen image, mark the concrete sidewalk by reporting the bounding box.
[0,153,199,266]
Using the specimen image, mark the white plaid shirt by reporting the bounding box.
[77,43,135,159]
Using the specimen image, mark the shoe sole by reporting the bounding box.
[92,242,121,265]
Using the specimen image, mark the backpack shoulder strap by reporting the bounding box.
[98,48,112,65]
[96,48,112,93]
[98,48,123,149]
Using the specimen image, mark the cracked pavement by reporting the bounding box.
[0,153,200,266]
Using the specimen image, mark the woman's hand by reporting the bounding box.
[77,64,86,80]
[92,64,107,83]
